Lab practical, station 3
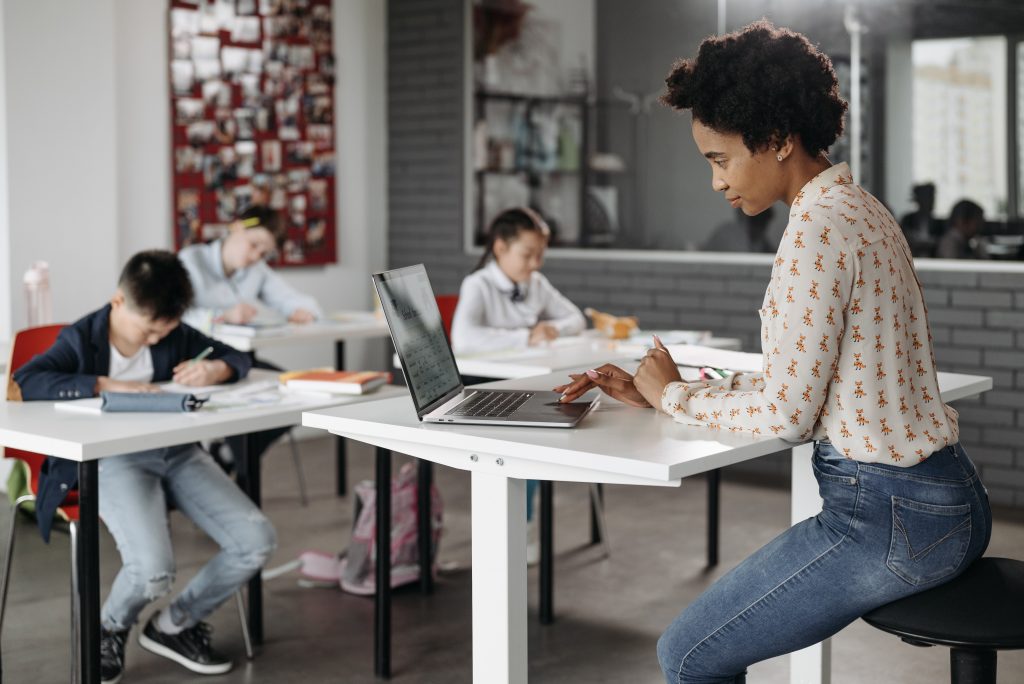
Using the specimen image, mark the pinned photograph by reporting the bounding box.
[288,45,315,70]
[216,188,237,222]
[175,98,205,125]
[288,193,307,228]
[306,218,326,248]
[171,60,195,95]
[236,141,257,177]
[231,16,261,43]
[306,72,329,95]
[283,238,304,263]
[255,106,275,131]
[173,37,191,60]
[279,125,300,141]
[198,1,219,34]
[234,184,254,215]
[307,124,332,147]
[175,146,204,174]
[262,140,282,172]
[310,5,331,53]
[201,79,231,107]
[286,141,314,165]
[221,47,249,79]
[237,0,257,16]
[264,40,289,64]
[214,108,237,144]
[176,189,202,246]
[234,108,256,140]
[287,168,311,193]
[240,73,261,104]
[215,0,236,30]
[312,152,335,177]
[186,120,215,146]
[270,185,287,210]
[259,0,283,15]
[309,179,328,212]
[192,35,220,62]
[246,49,263,74]
[194,59,222,81]
[171,8,200,38]
[264,16,292,39]
[202,223,230,241]
[305,95,332,125]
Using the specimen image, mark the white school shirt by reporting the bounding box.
[109,344,154,383]
[661,162,958,466]
[178,239,323,330]
[450,261,586,355]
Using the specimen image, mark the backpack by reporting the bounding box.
[296,462,443,595]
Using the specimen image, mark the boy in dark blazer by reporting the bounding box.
[14,250,275,682]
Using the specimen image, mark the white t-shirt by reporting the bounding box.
[109,344,154,383]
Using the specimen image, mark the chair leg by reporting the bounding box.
[950,647,996,684]
[235,589,254,660]
[0,495,35,635]
[588,484,610,558]
[286,431,309,507]
[69,520,80,684]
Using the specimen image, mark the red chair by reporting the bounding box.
[435,294,458,337]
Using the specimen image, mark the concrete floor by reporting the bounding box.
[1,437,1022,683]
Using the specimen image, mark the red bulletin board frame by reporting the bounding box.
[169,0,337,267]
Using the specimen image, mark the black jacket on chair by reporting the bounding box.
[11,304,251,541]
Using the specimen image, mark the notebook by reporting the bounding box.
[372,264,598,428]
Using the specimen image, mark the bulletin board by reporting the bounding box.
[169,0,337,266]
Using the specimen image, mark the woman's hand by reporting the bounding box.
[553,363,651,407]
[288,308,316,324]
[633,336,683,408]
[172,359,232,387]
[221,302,259,324]
[528,322,559,346]
[96,377,160,394]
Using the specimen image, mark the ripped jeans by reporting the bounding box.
[657,441,991,683]
[98,445,276,631]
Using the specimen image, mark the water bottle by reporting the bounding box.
[23,261,52,327]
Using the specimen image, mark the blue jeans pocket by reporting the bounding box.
[886,496,971,586]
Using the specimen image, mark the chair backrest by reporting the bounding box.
[436,294,458,338]
[5,324,66,484]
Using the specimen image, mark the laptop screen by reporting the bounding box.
[373,265,462,415]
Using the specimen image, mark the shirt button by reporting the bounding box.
[74,391,81,397]
[58,391,65,397]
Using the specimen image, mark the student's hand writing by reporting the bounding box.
[222,302,259,324]
[528,322,559,346]
[288,308,316,324]
[552,364,651,407]
[633,335,683,408]
[172,359,232,387]
[96,378,160,394]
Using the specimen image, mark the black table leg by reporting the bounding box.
[416,461,433,595]
[235,435,263,645]
[335,341,347,496]
[375,448,391,678]
[539,480,554,626]
[707,468,720,567]
[589,483,604,544]
[77,461,100,684]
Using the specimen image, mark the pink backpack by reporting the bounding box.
[297,462,443,595]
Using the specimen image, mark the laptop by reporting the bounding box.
[372,264,599,427]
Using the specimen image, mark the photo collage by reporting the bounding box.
[170,0,336,266]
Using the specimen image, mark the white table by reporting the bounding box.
[0,371,406,684]
[303,369,991,683]
[210,311,391,496]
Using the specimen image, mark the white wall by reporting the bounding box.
[0,0,387,372]
[4,0,120,330]
[0,1,12,343]
[885,37,914,220]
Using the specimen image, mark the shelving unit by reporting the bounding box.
[472,89,589,245]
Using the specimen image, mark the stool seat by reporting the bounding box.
[863,557,1024,650]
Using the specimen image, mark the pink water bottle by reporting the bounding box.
[23,261,52,327]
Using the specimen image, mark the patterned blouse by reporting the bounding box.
[662,162,958,466]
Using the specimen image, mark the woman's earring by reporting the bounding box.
[777,153,783,162]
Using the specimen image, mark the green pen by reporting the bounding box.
[190,346,215,365]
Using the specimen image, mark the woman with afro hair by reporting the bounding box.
[554,21,991,683]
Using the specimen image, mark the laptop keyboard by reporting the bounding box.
[446,391,534,418]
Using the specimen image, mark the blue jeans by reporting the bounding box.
[657,441,991,684]
[98,445,277,631]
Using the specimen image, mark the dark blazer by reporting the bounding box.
[12,304,251,541]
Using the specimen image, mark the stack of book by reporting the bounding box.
[279,369,391,395]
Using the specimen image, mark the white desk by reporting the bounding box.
[303,369,991,683]
[209,311,391,497]
[393,334,743,381]
[0,371,406,684]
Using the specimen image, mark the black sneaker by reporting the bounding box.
[138,613,233,675]
[100,626,129,684]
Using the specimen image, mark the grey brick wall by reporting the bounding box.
[387,0,1024,508]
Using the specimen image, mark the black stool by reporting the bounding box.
[862,557,1024,684]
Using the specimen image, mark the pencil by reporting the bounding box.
[190,346,215,365]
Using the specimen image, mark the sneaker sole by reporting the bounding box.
[138,632,233,675]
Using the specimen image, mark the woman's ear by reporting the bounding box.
[775,134,796,161]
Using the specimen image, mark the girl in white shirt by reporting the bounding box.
[451,207,586,355]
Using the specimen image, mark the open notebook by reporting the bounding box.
[54,380,282,415]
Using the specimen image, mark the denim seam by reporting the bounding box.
[674,479,863,682]
[886,500,973,586]
[857,464,976,487]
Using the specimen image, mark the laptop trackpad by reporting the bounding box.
[514,391,593,423]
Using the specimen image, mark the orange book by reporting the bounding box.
[280,369,390,395]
